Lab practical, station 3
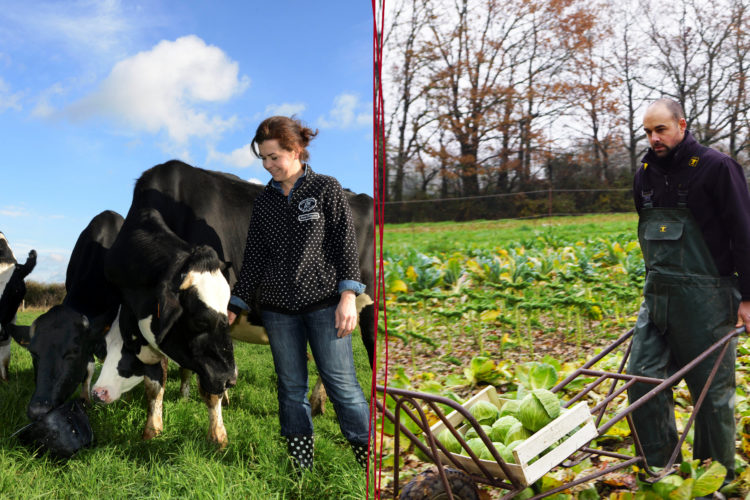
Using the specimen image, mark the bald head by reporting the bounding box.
[643,98,687,158]
[650,98,685,122]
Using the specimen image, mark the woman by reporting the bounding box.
[227,116,370,473]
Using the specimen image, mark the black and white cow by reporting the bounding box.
[26,211,123,421]
[92,160,374,447]
[0,231,37,381]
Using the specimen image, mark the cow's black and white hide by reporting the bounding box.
[92,160,374,447]
[0,231,37,381]
[25,211,123,421]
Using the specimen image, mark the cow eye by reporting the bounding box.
[63,349,80,361]
[195,319,210,331]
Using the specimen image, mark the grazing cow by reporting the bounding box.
[26,211,124,421]
[0,231,37,381]
[92,160,374,447]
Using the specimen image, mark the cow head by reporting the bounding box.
[91,308,153,404]
[122,245,236,395]
[0,234,36,381]
[0,240,36,340]
[26,305,108,420]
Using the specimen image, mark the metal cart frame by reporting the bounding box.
[375,325,746,499]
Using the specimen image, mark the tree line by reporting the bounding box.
[381,0,750,222]
[21,281,66,309]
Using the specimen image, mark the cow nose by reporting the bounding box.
[27,400,53,421]
[226,367,237,389]
[92,387,111,404]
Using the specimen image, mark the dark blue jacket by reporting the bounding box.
[633,131,750,299]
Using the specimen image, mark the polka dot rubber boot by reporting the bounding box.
[286,434,314,473]
[350,442,368,470]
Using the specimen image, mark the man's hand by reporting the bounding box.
[335,290,357,338]
[735,300,750,330]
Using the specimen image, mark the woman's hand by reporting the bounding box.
[228,310,237,326]
[335,290,358,338]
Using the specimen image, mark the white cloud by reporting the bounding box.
[64,35,250,144]
[264,102,306,117]
[207,145,257,168]
[0,78,23,113]
[0,206,29,217]
[31,83,66,118]
[48,253,67,263]
[1,0,155,59]
[317,93,372,129]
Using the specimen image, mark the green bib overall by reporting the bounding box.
[627,179,739,477]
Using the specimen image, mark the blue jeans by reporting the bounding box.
[262,305,370,445]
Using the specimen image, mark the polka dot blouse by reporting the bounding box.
[232,167,362,313]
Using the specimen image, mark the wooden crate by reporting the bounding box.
[429,386,598,486]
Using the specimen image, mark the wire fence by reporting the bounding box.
[383,188,634,223]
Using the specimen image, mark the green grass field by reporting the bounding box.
[384,214,638,254]
[380,214,644,379]
[1,311,373,499]
[376,214,750,498]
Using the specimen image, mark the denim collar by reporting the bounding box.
[270,164,310,201]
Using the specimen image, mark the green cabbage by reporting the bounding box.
[518,389,561,432]
[504,421,532,444]
[464,424,492,441]
[465,437,487,458]
[464,356,501,384]
[652,474,684,498]
[490,415,520,443]
[479,442,505,461]
[498,399,521,419]
[437,428,462,454]
[518,362,559,390]
[501,440,523,464]
[469,400,500,426]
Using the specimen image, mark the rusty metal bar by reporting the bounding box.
[596,326,743,436]
[375,386,522,496]
[551,328,634,392]
[662,338,733,474]
[589,378,636,415]
[526,457,643,500]
[376,325,745,499]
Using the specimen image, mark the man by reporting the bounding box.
[629,97,750,479]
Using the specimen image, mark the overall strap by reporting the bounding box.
[676,144,709,207]
[640,162,654,209]
[640,144,709,209]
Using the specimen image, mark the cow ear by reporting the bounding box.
[155,282,182,343]
[221,261,232,282]
[86,313,113,342]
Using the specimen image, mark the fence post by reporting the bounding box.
[548,186,552,217]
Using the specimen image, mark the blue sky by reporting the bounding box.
[0,1,373,283]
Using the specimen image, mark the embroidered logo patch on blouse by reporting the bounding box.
[299,198,317,213]
[298,213,320,221]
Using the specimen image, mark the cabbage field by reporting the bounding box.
[377,214,750,499]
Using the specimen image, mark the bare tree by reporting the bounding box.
[383,0,435,201]
[513,0,593,185]
[560,1,622,182]
[727,0,750,160]
[422,0,524,196]
[611,4,651,174]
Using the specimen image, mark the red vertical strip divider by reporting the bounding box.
[369,0,387,498]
